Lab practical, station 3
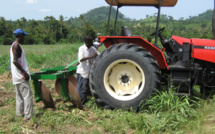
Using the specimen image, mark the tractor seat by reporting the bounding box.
[121,26,132,36]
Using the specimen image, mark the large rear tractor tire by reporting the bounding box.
[89,44,161,110]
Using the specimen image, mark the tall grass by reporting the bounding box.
[143,90,201,114]
[27,45,79,69]
[0,55,10,74]
[83,90,204,133]
[124,89,202,133]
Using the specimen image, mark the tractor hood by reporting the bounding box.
[105,0,178,7]
[171,35,215,63]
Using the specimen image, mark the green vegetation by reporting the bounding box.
[0,44,215,133]
[0,55,10,74]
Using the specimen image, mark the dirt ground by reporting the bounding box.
[0,72,94,133]
[0,72,14,105]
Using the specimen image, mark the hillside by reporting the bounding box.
[67,6,131,26]
[186,9,213,22]
[81,6,130,22]
[80,6,213,22]
[77,6,213,39]
[123,9,214,39]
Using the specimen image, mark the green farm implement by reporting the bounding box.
[30,59,83,109]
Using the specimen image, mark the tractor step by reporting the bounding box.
[168,65,194,95]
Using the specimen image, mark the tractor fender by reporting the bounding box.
[99,36,169,70]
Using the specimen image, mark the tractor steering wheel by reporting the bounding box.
[150,27,165,36]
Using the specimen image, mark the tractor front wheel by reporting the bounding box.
[90,44,161,110]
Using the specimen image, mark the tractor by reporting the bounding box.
[31,0,215,111]
[88,0,215,110]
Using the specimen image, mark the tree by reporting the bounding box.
[179,17,184,21]
[100,21,124,36]
[168,16,174,21]
[84,24,97,39]
[201,23,207,29]
[59,15,64,34]
[0,17,14,45]
[0,17,6,36]
[44,16,61,43]
[20,17,27,29]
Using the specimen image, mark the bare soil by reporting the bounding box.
[0,72,105,133]
[0,72,15,104]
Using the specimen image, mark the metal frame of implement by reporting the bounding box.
[31,59,78,103]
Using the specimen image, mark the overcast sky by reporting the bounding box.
[0,0,213,21]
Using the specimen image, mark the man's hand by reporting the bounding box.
[80,52,98,62]
[92,52,98,57]
[96,43,101,50]
[22,72,30,81]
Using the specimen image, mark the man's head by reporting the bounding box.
[14,29,28,43]
[84,35,93,49]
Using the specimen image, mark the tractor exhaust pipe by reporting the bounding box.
[212,0,215,39]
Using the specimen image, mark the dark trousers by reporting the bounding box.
[77,74,89,104]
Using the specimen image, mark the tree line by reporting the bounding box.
[0,15,99,45]
[0,7,213,45]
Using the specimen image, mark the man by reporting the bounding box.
[10,29,33,121]
[76,35,99,105]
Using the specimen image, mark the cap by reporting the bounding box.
[14,29,28,37]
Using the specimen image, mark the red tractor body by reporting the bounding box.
[99,35,215,69]
[172,36,215,63]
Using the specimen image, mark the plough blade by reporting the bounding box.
[68,75,83,110]
[55,76,83,110]
[55,79,61,96]
[40,81,55,108]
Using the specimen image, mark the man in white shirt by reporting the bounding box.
[10,29,33,121]
[76,35,99,105]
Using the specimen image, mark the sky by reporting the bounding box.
[0,0,214,21]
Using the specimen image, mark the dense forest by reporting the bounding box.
[0,6,213,45]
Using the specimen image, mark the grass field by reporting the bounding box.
[1,44,215,133]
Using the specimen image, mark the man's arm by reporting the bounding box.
[80,52,97,62]
[12,44,29,81]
